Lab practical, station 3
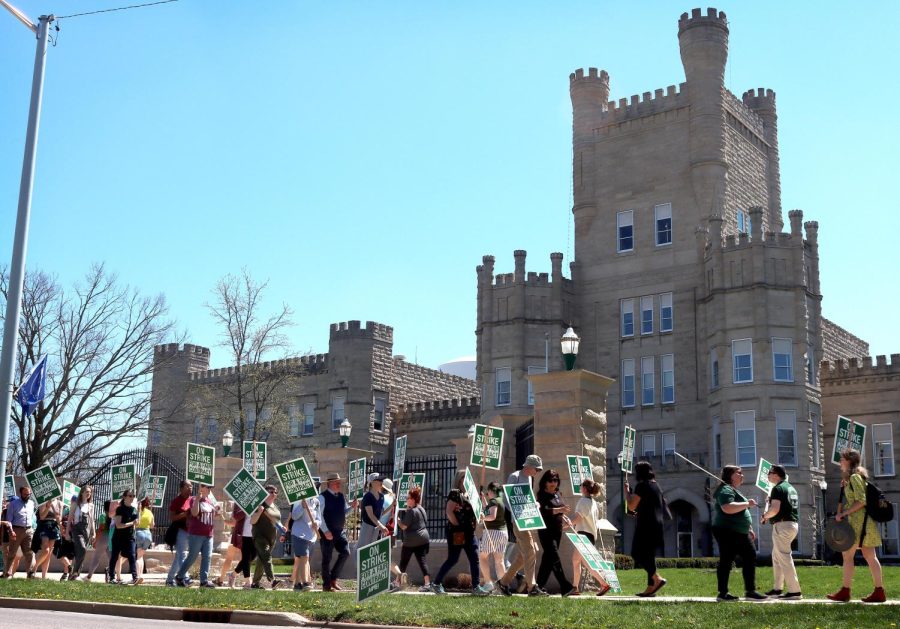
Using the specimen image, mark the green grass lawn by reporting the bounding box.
[1,567,898,628]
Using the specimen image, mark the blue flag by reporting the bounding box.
[16,355,47,418]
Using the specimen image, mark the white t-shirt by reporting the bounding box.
[575,496,599,538]
[74,502,93,523]
[241,511,254,537]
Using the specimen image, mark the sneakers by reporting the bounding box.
[200,582,216,589]
[495,580,512,596]
[862,587,886,604]
[389,581,401,593]
[716,592,739,602]
[765,589,783,597]
[175,578,187,587]
[26,572,34,579]
[418,584,432,593]
[528,586,550,597]
[431,583,446,595]
[293,583,304,592]
[165,581,176,587]
[827,587,850,602]
[745,591,767,601]
[249,582,263,589]
[227,571,236,588]
[60,571,69,581]
[301,582,313,592]
[779,591,802,600]
[471,585,491,596]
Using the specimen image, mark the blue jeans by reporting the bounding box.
[177,534,213,585]
[166,528,190,584]
[435,533,480,587]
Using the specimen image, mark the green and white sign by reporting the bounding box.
[598,559,622,593]
[566,532,603,571]
[470,423,504,470]
[243,441,267,481]
[186,442,216,486]
[392,435,407,481]
[621,426,636,473]
[566,455,592,496]
[356,536,391,603]
[136,465,152,503]
[111,464,136,498]
[396,473,426,509]
[62,480,81,503]
[463,467,483,520]
[273,457,317,503]
[25,464,61,505]
[348,458,367,501]
[224,467,269,517]
[4,475,15,502]
[832,416,866,465]
[755,458,773,492]
[503,482,545,531]
[146,476,168,508]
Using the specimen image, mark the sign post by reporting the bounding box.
[502,483,545,531]
[186,443,216,486]
[832,416,867,465]
[356,536,391,603]
[348,458,367,501]
[243,440,267,481]
[25,464,61,505]
[392,435,407,482]
[273,457,318,503]
[566,455,592,496]
[224,467,269,517]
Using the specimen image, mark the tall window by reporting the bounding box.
[712,416,722,470]
[776,410,797,466]
[621,359,635,408]
[373,396,386,432]
[303,401,315,436]
[873,424,895,477]
[737,210,751,235]
[806,345,815,385]
[661,354,675,404]
[527,365,546,406]
[193,418,203,444]
[206,416,218,444]
[641,356,655,406]
[810,404,821,468]
[640,296,654,335]
[621,299,635,337]
[245,408,257,438]
[289,405,301,437]
[655,203,672,246]
[773,337,793,382]
[734,410,756,466]
[732,339,753,383]
[659,292,673,332]
[617,210,634,253]
[642,434,656,458]
[662,433,676,457]
[496,367,511,407]
[710,348,720,389]
[331,395,345,431]
[150,426,163,446]
[883,508,900,556]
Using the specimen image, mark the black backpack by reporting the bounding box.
[865,480,894,523]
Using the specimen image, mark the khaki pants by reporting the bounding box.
[4,526,34,576]
[500,528,538,589]
[771,521,800,593]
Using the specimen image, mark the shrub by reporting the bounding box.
[614,555,826,570]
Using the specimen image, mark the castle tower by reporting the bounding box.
[678,8,729,220]
[149,343,210,460]
[743,88,783,232]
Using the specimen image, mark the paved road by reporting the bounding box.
[2,608,274,629]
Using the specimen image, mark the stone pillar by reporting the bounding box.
[212,454,244,551]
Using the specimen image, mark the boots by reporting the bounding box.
[826,586,851,602]
[861,587,886,603]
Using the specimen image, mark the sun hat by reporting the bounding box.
[524,454,544,470]
[382,478,394,494]
[824,518,856,552]
[325,472,342,482]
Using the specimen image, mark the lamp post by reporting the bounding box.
[561,327,580,371]
[0,3,54,507]
[222,430,234,457]
[339,418,352,448]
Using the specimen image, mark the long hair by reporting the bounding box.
[77,485,93,505]
[581,479,601,496]
[840,448,869,480]
[538,469,561,493]
[716,465,741,492]
[635,461,655,483]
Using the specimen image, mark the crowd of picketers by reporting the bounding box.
[0,448,888,602]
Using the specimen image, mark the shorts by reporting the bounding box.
[135,529,153,551]
[292,535,313,557]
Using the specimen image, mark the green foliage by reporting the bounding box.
[614,555,826,570]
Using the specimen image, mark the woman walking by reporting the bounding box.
[359,475,387,547]
[391,486,431,592]
[33,495,63,579]
[432,471,487,595]
[478,482,507,591]
[569,479,611,596]
[230,505,255,589]
[83,499,112,582]
[535,469,575,596]
[827,448,887,603]
[175,484,219,588]
[55,500,76,580]
[69,486,95,580]
[134,497,154,582]
[711,465,765,601]
[109,490,140,585]
[289,493,319,591]
[625,461,667,597]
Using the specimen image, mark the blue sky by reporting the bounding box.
[2,1,898,370]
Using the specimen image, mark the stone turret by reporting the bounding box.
[743,88,783,231]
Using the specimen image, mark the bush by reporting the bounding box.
[613,555,825,570]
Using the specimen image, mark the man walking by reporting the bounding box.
[2,485,35,578]
[166,480,193,587]
[317,472,358,592]
[497,455,546,596]
[761,465,801,599]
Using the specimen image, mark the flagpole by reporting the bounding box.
[0,10,53,505]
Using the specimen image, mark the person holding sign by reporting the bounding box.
[360,474,388,547]
[827,449,886,603]
[391,486,432,592]
[535,470,575,596]
[289,492,320,591]
[431,471,488,595]
[165,480,194,587]
[33,495,63,579]
[135,497,155,582]
[68,486,95,581]
[109,490,141,585]
[496,455,543,597]
[759,465,801,599]
[317,473,358,592]
[711,466,765,601]
[229,506,255,589]
[568,479,611,596]
[175,484,220,588]
[250,484,283,590]
[478,482,507,591]
[625,461,667,597]
[2,485,35,579]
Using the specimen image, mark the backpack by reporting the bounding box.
[864,480,894,523]
[448,489,477,533]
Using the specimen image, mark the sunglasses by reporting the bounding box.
[267,489,278,494]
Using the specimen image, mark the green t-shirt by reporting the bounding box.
[769,480,798,523]
[713,484,752,534]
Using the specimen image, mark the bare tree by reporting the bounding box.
[202,269,295,442]
[1,264,180,477]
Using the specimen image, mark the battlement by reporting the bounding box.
[329,320,394,343]
[154,343,210,360]
[678,7,728,34]
[190,353,328,382]
[742,87,776,110]
[820,354,900,380]
[393,357,476,388]
[592,82,688,128]
[392,396,481,424]
[569,67,609,86]
[481,250,570,287]
[724,89,767,139]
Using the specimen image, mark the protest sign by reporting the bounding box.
[566,455,592,496]
[243,441,267,481]
[621,426,636,473]
[598,559,622,593]
[110,464,136,498]
[4,475,15,502]
[137,465,153,503]
[463,467,483,520]
[396,473,426,509]
[356,536,391,603]
[831,416,866,465]
[147,476,168,508]
[186,442,216,485]
[273,457,317,503]
[62,480,81,503]
[25,464,61,505]
[503,482,545,531]
[565,532,621,592]
[392,435,407,481]
[348,458,367,501]
[756,458,773,492]
[224,467,269,516]
[470,424,504,470]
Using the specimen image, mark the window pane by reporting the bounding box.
[303,402,315,435]
[660,293,673,332]
[496,368,511,406]
[642,434,655,457]
[662,433,675,455]
[735,410,756,465]
[373,398,385,431]
[641,296,653,335]
[621,299,634,337]
[617,211,634,252]
[331,396,345,430]
[733,339,753,383]
[622,359,635,407]
[773,338,793,382]
[641,357,654,405]
[662,354,674,404]
[710,349,720,389]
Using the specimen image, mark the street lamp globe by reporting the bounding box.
[561,327,580,371]
[339,418,352,448]
[222,430,234,457]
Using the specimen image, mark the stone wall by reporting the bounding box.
[723,113,770,232]
[390,359,479,409]
[821,317,869,364]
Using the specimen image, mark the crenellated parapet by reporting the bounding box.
[392,396,481,425]
[329,320,393,344]
[821,354,900,381]
[190,353,328,382]
[592,83,689,129]
[154,343,210,362]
